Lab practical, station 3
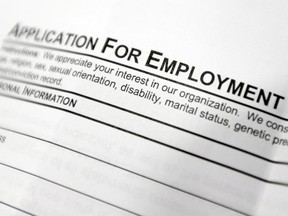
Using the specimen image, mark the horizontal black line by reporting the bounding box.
[1,76,287,165]
[1,93,287,188]
[0,162,139,216]
[3,39,288,121]
[0,200,37,216]
[0,126,248,215]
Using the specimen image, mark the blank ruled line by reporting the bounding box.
[3,39,288,122]
[0,162,139,216]
[0,126,248,215]
[0,75,287,165]
[0,201,37,216]
[0,93,287,189]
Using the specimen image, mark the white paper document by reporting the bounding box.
[0,1,288,215]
